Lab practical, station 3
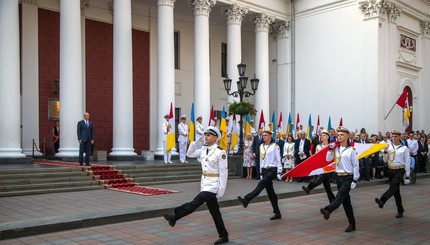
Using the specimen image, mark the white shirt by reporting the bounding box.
[178,122,189,143]
[387,143,411,176]
[196,122,204,137]
[326,145,360,181]
[186,142,228,198]
[259,143,283,174]
[407,139,418,155]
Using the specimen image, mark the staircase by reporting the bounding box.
[0,167,102,197]
[0,163,239,197]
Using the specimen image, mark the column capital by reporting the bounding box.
[273,21,290,39]
[223,4,247,25]
[189,0,216,17]
[158,0,175,7]
[20,0,37,4]
[254,13,275,33]
[422,21,430,38]
[359,0,401,23]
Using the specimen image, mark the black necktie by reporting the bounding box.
[206,148,209,155]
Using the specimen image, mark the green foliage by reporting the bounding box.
[228,101,255,116]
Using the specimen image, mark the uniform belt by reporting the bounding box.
[337,172,353,176]
[388,165,405,170]
[202,173,219,177]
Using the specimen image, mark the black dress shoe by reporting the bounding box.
[237,196,248,208]
[163,213,176,227]
[214,237,229,244]
[375,198,384,209]
[345,224,356,232]
[270,213,282,220]
[395,212,403,218]
[302,186,310,195]
[320,208,330,220]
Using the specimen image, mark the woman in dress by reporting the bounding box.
[283,135,295,182]
[243,134,256,179]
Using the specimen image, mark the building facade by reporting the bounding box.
[0,0,429,159]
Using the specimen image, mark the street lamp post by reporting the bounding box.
[223,62,259,155]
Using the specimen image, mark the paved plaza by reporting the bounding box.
[1,173,429,244]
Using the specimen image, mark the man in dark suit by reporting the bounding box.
[328,128,337,143]
[274,132,285,158]
[77,112,95,166]
[252,128,264,179]
[294,131,311,166]
[358,133,371,181]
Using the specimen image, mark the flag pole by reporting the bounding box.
[384,102,397,120]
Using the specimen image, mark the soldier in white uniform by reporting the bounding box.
[375,129,410,218]
[320,126,359,233]
[162,114,172,164]
[178,115,189,163]
[195,115,205,149]
[163,126,229,245]
[237,126,283,220]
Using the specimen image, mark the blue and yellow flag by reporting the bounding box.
[188,102,195,142]
[271,111,276,139]
[306,114,312,140]
[287,112,293,135]
[219,106,228,150]
[245,114,252,136]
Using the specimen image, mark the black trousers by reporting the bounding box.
[324,175,355,225]
[174,191,228,238]
[79,141,91,165]
[245,168,280,214]
[379,168,405,213]
[307,173,335,202]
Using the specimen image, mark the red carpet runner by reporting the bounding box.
[33,161,179,196]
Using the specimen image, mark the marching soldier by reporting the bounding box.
[237,126,283,220]
[163,126,229,245]
[178,115,189,163]
[375,129,410,218]
[320,126,359,232]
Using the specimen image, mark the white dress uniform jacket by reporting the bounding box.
[196,122,205,138]
[178,122,189,143]
[326,145,360,182]
[259,143,283,175]
[187,141,228,198]
[162,120,170,141]
[386,143,410,177]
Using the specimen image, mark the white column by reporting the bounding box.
[56,0,83,157]
[110,0,136,156]
[190,0,216,127]
[0,0,25,158]
[253,14,274,129]
[223,4,247,104]
[155,0,176,157]
[419,21,430,131]
[21,2,41,156]
[274,21,291,116]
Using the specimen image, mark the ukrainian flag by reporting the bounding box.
[287,112,292,134]
[219,107,228,150]
[188,102,195,142]
[306,114,312,140]
[271,111,276,139]
[245,114,252,136]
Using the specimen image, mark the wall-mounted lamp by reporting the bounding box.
[54,79,60,95]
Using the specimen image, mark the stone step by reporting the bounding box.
[0,167,82,174]
[0,171,88,180]
[0,180,100,192]
[0,185,103,197]
[0,175,92,185]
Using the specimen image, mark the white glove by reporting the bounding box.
[350,182,356,190]
[260,175,263,180]
[329,143,336,150]
[277,174,282,181]
[404,178,410,185]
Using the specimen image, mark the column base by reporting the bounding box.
[22,149,43,157]
[109,148,137,156]
[56,148,79,157]
[0,148,26,158]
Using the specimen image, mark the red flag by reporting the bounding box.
[277,112,283,129]
[296,113,301,131]
[315,115,320,134]
[209,105,215,126]
[339,117,343,127]
[259,110,265,129]
[396,89,408,108]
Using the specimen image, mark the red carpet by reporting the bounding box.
[32,160,179,196]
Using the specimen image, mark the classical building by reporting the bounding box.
[0,0,429,159]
